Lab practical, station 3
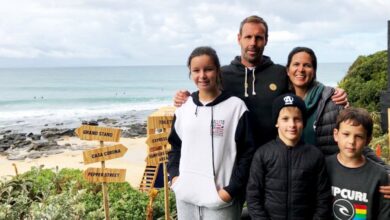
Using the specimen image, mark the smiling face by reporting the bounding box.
[334,120,370,160]
[276,107,304,146]
[238,22,267,67]
[287,51,316,90]
[190,55,220,93]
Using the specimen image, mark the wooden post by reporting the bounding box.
[12,163,18,176]
[76,125,126,220]
[388,108,390,162]
[379,21,390,132]
[146,188,159,220]
[163,161,170,220]
[141,107,175,219]
[101,140,110,220]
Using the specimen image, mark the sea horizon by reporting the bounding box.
[0,63,351,133]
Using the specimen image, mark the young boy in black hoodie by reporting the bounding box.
[246,93,331,219]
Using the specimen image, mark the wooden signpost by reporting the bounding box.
[84,167,126,183]
[83,144,128,164]
[146,132,169,148]
[76,125,126,220]
[139,106,175,220]
[75,125,121,142]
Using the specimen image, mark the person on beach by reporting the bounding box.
[246,93,332,219]
[326,108,390,219]
[173,15,348,147]
[167,46,256,220]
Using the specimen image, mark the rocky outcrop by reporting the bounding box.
[41,128,75,139]
[0,117,148,161]
[121,123,147,138]
[0,129,71,160]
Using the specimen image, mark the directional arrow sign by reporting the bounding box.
[83,144,128,165]
[146,132,169,148]
[84,168,126,183]
[75,125,121,142]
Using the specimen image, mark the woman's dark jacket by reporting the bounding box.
[314,86,390,172]
[313,86,342,155]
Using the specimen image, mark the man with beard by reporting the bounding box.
[219,15,288,146]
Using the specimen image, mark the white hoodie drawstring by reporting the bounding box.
[252,68,256,95]
[244,68,249,97]
[244,67,256,97]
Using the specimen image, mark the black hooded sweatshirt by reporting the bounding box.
[221,55,288,146]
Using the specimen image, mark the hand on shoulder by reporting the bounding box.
[332,87,349,107]
[173,90,190,107]
[379,185,390,199]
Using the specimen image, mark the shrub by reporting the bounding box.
[339,50,388,112]
[0,167,176,220]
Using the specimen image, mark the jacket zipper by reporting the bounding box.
[287,148,292,220]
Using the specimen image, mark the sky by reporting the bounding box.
[0,0,389,68]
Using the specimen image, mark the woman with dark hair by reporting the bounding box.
[168,46,256,219]
[287,47,390,167]
[286,46,390,209]
[286,46,342,155]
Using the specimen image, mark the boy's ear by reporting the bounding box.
[333,128,339,142]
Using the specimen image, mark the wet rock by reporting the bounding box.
[27,133,41,141]
[0,144,9,152]
[41,128,75,139]
[82,120,98,126]
[31,140,59,151]
[26,152,43,159]
[43,149,64,156]
[0,133,29,151]
[3,133,27,142]
[97,118,118,125]
[7,154,27,160]
[14,140,32,148]
[0,130,12,135]
[121,123,147,138]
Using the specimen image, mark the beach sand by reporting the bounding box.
[0,136,148,188]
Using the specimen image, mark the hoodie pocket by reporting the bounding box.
[172,171,231,208]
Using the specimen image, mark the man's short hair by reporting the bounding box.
[239,15,268,40]
[336,107,373,138]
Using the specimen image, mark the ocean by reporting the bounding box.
[0,63,350,133]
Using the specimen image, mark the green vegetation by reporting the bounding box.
[339,50,389,162]
[0,167,176,220]
[369,111,389,163]
[339,50,388,112]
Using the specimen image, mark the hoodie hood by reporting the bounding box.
[229,55,276,97]
[230,55,275,70]
[191,90,232,106]
[220,54,288,146]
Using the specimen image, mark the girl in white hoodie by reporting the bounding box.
[168,46,256,220]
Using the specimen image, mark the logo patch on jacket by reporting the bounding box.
[269,83,277,91]
[211,120,225,137]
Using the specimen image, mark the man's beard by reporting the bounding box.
[244,49,263,64]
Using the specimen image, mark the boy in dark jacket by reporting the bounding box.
[246,93,331,219]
